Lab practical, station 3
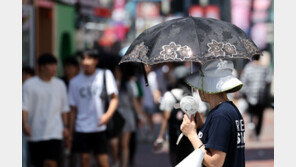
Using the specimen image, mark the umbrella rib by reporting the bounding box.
[221,20,250,58]
[189,16,202,61]
[146,19,183,64]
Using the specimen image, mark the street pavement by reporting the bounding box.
[244,108,274,167]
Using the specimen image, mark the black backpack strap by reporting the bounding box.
[100,69,109,112]
[170,90,179,103]
[103,69,106,89]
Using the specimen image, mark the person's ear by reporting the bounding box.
[190,115,195,122]
[201,91,207,102]
[95,58,99,66]
[38,65,44,72]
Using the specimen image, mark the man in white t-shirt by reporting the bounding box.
[22,53,70,167]
[68,49,118,167]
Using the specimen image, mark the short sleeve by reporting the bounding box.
[148,71,158,92]
[105,69,118,95]
[159,92,176,112]
[68,80,78,107]
[22,83,31,112]
[205,115,232,153]
[60,82,70,113]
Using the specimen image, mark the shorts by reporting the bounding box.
[28,139,62,167]
[118,109,136,133]
[72,131,108,155]
[247,103,264,115]
[143,106,158,115]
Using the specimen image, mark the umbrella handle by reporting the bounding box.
[190,61,194,95]
[176,133,184,145]
[142,63,149,87]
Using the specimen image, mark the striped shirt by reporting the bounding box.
[240,62,272,105]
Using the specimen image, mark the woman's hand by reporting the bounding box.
[99,113,111,126]
[180,114,197,138]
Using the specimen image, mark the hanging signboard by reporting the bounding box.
[22,5,35,67]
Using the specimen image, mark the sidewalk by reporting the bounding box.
[244,108,274,167]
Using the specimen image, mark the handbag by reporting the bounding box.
[100,69,125,139]
[175,148,204,167]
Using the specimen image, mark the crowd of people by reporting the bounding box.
[22,47,273,167]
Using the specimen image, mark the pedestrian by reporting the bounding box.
[68,49,119,167]
[110,65,145,167]
[22,66,35,167]
[154,75,192,166]
[180,60,246,167]
[22,53,70,167]
[140,65,161,141]
[22,66,35,83]
[154,64,207,166]
[61,56,80,89]
[60,56,80,167]
[240,54,272,140]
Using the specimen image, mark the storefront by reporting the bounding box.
[55,1,76,75]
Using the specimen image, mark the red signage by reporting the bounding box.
[189,5,220,19]
[204,5,220,19]
[94,7,112,18]
[189,5,203,17]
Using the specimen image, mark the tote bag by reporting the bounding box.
[100,69,125,139]
[175,148,204,167]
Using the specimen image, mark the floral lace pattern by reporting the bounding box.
[207,40,238,58]
[119,39,258,65]
[160,42,181,60]
[224,43,237,58]
[177,45,193,60]
[119,42,149,64]
[207,40,225,57]
[240,38,258,54]
[158,42,193,61]
[217,60,228,70]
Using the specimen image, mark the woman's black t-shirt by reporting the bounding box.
[199,101,245,167]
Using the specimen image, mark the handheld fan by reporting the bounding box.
[174,96,199,145]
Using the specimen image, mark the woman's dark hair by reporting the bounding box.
[64,56,79,67]
[119,63,136,92]
[37,53,57,66]
[174,77,191,96]
[22,66,35,76]
[82,49,99,59]
[252,54,261,61]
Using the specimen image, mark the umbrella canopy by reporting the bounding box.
[119,16,261,65]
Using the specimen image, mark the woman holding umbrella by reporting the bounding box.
[119,16,261,167]
[180,59,246,167]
